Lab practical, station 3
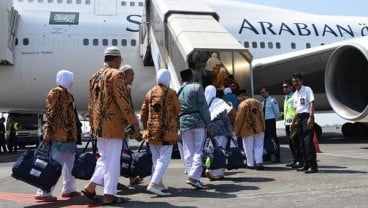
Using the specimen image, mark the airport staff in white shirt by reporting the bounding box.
[290,73,318,174]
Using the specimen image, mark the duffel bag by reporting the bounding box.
[130,141,152,178]
[225,136,244,170]
[12,142,62,192]
[203,135,226,170]
[72,135,98,180]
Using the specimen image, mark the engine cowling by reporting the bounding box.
[325,39,368,122]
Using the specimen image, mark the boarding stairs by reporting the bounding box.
[140,0,253,94]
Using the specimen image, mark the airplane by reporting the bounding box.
[0,0,367,136]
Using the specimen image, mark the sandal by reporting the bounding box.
[102,195,129,205]
[34,195,57,202]
[81,189,98,202]
[129,177,143,185]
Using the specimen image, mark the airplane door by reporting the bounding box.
[94,0,117,15]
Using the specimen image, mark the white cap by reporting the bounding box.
[104,46,121,57]
[120,64,132,72]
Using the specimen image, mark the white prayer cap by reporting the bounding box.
[120,64,132,72]
[205,85,216,104]
[224,87,232,95]
[56,70,74,90]
[156,68,171,87]
[104,46,121,57]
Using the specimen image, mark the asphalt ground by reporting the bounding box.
[0,126,367,208]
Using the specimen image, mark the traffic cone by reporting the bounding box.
[313,131,322,153]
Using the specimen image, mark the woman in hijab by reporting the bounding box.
[204,85,233,180]
[140,69,180,196]
[34,70,80,202]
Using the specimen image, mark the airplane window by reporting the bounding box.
[85,0,90,4]
[57,0,62,3]
[18,0,24,2]
[276,42,281,49]
[102,39,108,46]
[48,0,53,2]
[121,1,126,6]
[112,39,118,46]
[23,38,29,46]
[93,39,98,46]
[130,2,135,6]
[252,42,257,48]
[15,38,18,46]
[28,0,34,2]
[306,43,311,48]
[67,0,72,4]
[76,0,81,4]
[121,39,127,46]
[260,42,265,49]
[268,42,273,49]
[291,42,296,49]
[38,0,44,3]
[138,2,144,7]
[131,39,137,46]
[83,38,89,46]
[244,41,249,48]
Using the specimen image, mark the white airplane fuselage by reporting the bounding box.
[1,0,367,116]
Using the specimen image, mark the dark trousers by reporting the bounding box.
[7,136,17,153]
[264,118,280,159]
[296,113,317,169]
[285,125,300,163]
[0,136,7,153]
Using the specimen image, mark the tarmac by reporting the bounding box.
[0,126,367,208]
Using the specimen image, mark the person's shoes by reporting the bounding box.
[246,165,255,169]
[186,178,203,189]
[255,164,264,170]
[81,188,98,202]
[102,194,129,205]
[34,195,57,202]
[61,191,81,198]
[146,183,170,196]
[305,168,318,174]
[286,162,296,167]
[117,183,128,190]
[293,162,304,169]
[130,177,143,185]
[297,166,310,171]
[158,182,168,191]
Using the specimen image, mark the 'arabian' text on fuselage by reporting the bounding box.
[239,18,368,37]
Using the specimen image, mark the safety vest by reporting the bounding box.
[284,92,296,125]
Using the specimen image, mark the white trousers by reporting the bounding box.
[182,127,205,181]
[36,150,77,196]
[90,137,122,195]
[207,135,228,177]
[150,144,173,185]
[242,132,265,167]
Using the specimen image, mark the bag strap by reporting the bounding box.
[225,135,238,151]
[137,140,150,153]
[83,135,97,154]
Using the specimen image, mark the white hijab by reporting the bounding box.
[205,85,232,120]
[56,70,74,90]
[156,68,171,87]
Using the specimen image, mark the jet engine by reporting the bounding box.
[325,39,368,136]
[325,39,368,123]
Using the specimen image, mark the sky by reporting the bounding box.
[233,0,367,17]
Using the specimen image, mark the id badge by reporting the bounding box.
[300,98,305,105]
